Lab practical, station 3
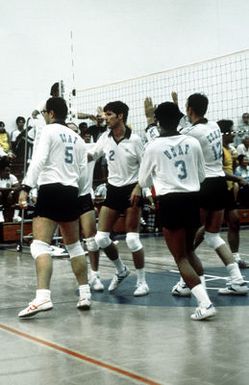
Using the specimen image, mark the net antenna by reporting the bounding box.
[67,30,77,121]
[59,80,65,98]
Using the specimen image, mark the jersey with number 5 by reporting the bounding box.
[23,123,88,193]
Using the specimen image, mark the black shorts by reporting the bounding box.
[103,183,143,213]
[78,193,94,216]
[158,192,201,230]
[34,183,79,222]
[200,177,227,210]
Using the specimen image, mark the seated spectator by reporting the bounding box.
[11,116,26,159]
[0,157,21,223]
[237,135,249,159]
[235,154,249,207]
[0,121,13,158]
[235,154,249,181]
[235,112,249,146]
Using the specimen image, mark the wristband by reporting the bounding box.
[21,184,31,193]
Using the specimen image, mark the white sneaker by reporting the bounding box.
[108,265,130,292]
[171,281,191,297]
[89,274,104,292]
[18,299,53,318]
[133,282,149,297]
[218,282,249,295]
[77,287,91,310]
[77,297,91,310]
[13,216,22,223]
[191,304,216,321]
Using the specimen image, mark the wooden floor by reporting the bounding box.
[0,228,249,385]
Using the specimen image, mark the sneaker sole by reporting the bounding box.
[77,304,91,311]
[18,306,53,318]
[191,311,216,321]
[92,287,104,292]
[218,289,248,296]
[133,290,150,297]
[191,307,217,321]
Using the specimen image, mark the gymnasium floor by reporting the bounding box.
[0,229,249,385]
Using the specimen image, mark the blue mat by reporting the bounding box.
[91,267,249,307]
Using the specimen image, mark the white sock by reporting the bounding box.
[179,276,186,286]
[227,263,244,284]
[90,270,99,277]
[200,275,206,291]
[191,284,212,308]
[112,258,125,274]
[232,252,241,262]
[136,268,146,284]
[36,289,51,302]
[79,284,90,298]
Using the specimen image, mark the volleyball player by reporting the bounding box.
[78,127,104,291]
[18,97,91,318]
[174,93,248,296]
[88,101,149,296]
[139,101,216,320]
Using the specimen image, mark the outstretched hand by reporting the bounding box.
[144,97,156,125]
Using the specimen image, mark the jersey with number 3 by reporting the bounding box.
[181,121,224,177]
[22,123,88,195]
[138,135,205,195]
[89,130,144,187]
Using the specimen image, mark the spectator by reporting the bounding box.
[235,112,249,146]
[236,135,249,159]
[235,154,249,207]
[10,116,26,159]
[0,157,21,223]
[0,121,12,158]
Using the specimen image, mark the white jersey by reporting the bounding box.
[180,120,225,178]
[139,135,205,196]
[22,123,88,195]
[144,125,160,144]
[80,142,96,197]
[89,129,144,187]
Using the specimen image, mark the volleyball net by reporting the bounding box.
[73,49,249,136]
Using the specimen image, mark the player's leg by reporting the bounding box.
[60,219,91,310]
[204,209,248,295]
[18,217,57,318]
[125,205,149,296]
[80,209,104,291]
[163,227,215,320]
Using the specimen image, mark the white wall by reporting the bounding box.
[1,0,249,132]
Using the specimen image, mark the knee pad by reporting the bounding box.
[30,240,52,260]
[65,241,84,259]
[95,231,112,249]
[85,236,99,252]
[126,232,142,252]
[204,231,225,250]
